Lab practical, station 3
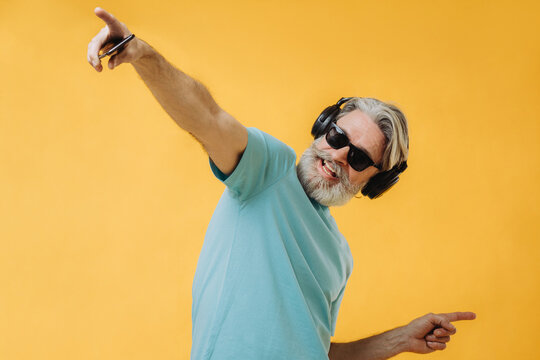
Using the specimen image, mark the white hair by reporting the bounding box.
[336,97,409,171]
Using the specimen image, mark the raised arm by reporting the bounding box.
[87,7,247,175]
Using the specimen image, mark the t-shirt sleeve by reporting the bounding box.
[209,127,297,201]
[330,285,347,337]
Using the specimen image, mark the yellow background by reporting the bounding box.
[1,0,538,359]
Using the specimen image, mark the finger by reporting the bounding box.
[427,341,446,351]
[94,7,120,27]
[429,314,457,334]
[108,54,117,69]
[107,53,127,69]
[439,312,477,322]
[433,328,454,337]
[111,43,132,66]
[87,27,108,69]
[425,334,451,343]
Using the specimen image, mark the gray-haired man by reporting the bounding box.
[87,7,476,360]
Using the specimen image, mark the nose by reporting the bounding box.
[330,146,350,167]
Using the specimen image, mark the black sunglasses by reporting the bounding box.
[325,122,382,172]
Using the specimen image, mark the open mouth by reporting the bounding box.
[319,158,338,179]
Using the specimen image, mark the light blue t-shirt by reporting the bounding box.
[191,128,353,360]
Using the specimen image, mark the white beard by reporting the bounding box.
[296,138,362,207]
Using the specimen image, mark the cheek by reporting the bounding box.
[349,168,378,186]
[316,138,331,151]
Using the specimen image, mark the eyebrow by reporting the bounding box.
[339,125,377,161]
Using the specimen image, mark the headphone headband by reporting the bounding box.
[311,97,352,138]
[336,97,352,106]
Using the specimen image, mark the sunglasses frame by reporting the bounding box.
[325,122,382,172]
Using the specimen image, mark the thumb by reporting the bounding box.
[430,314,456,333]
[107,49,130,70]
[108,54,119,69]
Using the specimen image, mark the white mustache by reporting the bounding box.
[310,147,347,181]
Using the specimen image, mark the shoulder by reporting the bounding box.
[247,127,296,163]
[210,127,297,200]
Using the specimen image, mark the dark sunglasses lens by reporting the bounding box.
[348,147,372,172]
[326,127,349,149]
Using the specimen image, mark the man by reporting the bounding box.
[87,7,476,360]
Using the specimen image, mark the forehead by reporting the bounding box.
[336,109,386,163]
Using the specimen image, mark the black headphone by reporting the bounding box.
[311,97,408,199]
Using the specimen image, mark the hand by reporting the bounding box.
[87,7,141,72]
[402,312,476,354]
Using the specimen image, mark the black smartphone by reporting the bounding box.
[98,34,135,59]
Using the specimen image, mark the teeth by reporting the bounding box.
[322,160,336,177]
[325,161,336,173]
[322,165,333,177]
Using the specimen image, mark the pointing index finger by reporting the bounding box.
[440,311,477,322]
[94,7,119,26]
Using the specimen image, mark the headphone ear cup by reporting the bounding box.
[311,104,340,138]
[361,170,400,199]
[361,162,408,199]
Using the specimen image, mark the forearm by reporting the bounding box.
[130,38,221,136]
[329,326,408,360]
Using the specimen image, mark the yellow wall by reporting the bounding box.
[1,0,538,359]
